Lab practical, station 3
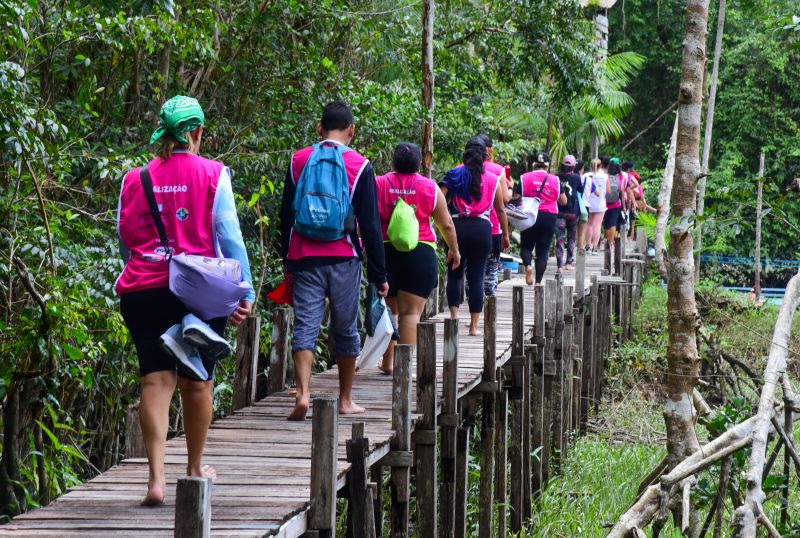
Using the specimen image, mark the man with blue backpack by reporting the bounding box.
[279,101,388,420]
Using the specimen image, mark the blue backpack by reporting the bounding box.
[292,143,355,241]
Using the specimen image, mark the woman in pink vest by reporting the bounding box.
[440,140,510,336]
[375,143,461,373]
[518,151,567,285]
[116,96,254,506]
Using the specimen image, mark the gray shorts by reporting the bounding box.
[291,259,362,357]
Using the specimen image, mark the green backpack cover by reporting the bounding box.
[386,176,420,252]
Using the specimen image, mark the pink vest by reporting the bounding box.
[376,172,437,243]
[521,170,560,214]
[116,153,223,295]
[450,170,499,221]
[484,161,505,235]
[287,142,369,260]
[607,173,627,210]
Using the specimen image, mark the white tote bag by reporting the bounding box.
[505,197,540,231]
[356,301,395,370]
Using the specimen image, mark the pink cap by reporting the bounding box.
[562,154,577,167]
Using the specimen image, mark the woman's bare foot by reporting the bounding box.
[340,399,366,415]
[525,266,534,286]
[287,398,309,420]
[187,464,218,482]
[469,324,480,336]
[140,477,166,507]
[378,365,393,375]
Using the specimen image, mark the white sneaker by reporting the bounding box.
[160,324,209,381]
[181,313,231,361]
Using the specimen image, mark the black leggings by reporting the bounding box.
[520,211,557,283]
[447,217,492,313]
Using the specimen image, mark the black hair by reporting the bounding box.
[477,133,492,148]
[622,161,633,171]
[320,100,354,131]
[600,155,611,168]
[392,143,422,174]
[608,163,622,175]
[559,164,575,174]
[575,159,584,173]
[463,141,487,201]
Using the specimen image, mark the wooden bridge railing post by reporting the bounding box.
[233,316,260,410]
[370,466,383,536]
[268,307,291,396]
[309,396,339,538]
[552,275,566,470]
[615,224,625,277]
[479,296,496,538]
[494,364,508,537]
[414,322,438,538]
[582,275,599,425]
[503,267,512,282]
[563,285,574,450]
[441,318,459,538]
[604,239,612,275]
[175,476,212,538]
[390,344,412,538]
[531,283,546,495]
[346,423,376,538]
[542,279,558,486]
[509,286,526,532]
[572,303,582,437]
[125,403,146,458]
[455,398,475,538]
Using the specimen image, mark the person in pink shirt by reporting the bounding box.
[375,143,461,374]
[517,151,567,285]
[440,140,510,335]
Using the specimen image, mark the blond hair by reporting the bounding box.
[157,131,200,161]
[590,158,602,173]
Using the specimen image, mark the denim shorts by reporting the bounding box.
[291,259,362,357]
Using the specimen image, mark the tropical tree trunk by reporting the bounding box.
[655,114,679,278]
[694,0,727,280]
[421,0,434,178]
[664,0,710,534]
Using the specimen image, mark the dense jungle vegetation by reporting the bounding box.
[0,0,798,526]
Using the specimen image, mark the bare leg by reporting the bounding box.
[380,298,398,375]
[288,349,313,420]
[177,377,214,479]
[139,370,177,506]
[337,356,365,414]
[469,312,480,336]
[525,265,534,286]
[449,306,459,318]
[396,291,426,345]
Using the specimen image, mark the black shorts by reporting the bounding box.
[120,287,227,377]
[385,242,438,299]
[603,207,622,230]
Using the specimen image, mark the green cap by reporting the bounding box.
[609,157,621,165]
[150,95,205,145]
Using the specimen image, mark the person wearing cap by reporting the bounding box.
[517,151,567,285]
[555,154,582,272]
[116,95,254,506]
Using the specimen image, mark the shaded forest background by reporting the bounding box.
[0,0,797,520]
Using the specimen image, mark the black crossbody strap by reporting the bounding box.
[139,165,172,260]
[536,173,549,196]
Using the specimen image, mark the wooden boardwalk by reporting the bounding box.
[2,240,644,537]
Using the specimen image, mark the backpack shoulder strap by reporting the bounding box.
[536,172,549,195]
[139,165,171,259]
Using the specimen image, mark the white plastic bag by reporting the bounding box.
[357,302,395,370]
[505,197,540,231]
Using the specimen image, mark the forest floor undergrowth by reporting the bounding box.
[501,280,800,537]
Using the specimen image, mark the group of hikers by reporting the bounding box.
[114,96,652,505]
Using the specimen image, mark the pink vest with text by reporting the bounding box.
[450,169,499,221]
[521,170,560,214]
[287,143,369,260]
[115,153,223,295]
[376,172,438,243]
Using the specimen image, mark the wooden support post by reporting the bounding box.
[552,275,566,469]
[619,267,629,342]
[125,403,146,458]
[309,396,339,537]
[576,247,586,300]
[503,267,512,282]
[347,423,376,538]
[455,399,474,538]
[391,345,412,538]
[174,476,211,538]
[584,276,599,418]
[370,466,383,537]
[563,285,574,448]
[268,308,291,397]
[441,318,459,538]
[479,297,496,538]
[615,224,625,276]
[604,240,612,274]
[542,279,558,485]
[595,285,608,407]
[423,289,439,321]
[636,227,647,254]
[531,283,546,494]
[415,322,438,538]
[233,316,260,411]
[509,286,525,531]
[494,366,508,538]
[572,304,582,436]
